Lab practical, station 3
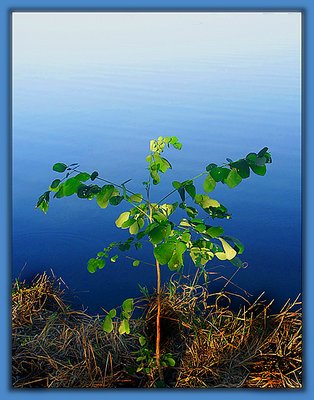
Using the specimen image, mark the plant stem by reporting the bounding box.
[157,170,208,205]
[155,257,164,382]
[148,202,164,382]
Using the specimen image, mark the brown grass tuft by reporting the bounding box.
[12,272,302,389]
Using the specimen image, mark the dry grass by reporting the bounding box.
[12,273,139,388]
[12,272,302,389]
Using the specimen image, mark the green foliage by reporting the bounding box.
[36,137,272,340]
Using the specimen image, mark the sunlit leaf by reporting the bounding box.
[122,298,134,313]
[195,194,220,208]
[194,223,206,233]
[119,319,130,335]
[166,357,176,367]
[110,255,118,263]
[96,185,115,208]
[63,177,82,196]
[87,258,105,273]
[103,315,113,333]
[108,308,116,318]
[76,172,90,182]
[129,193,143,203]
[115,212,130,228]
[203,174,216,193]
[206,226,224,238]
[129,220,139,235]
[225,168,242,188]
[172,181,181,189]
[218,238,237,260]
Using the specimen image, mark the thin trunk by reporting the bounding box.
[148,202,164,382]
[155,258,164,381]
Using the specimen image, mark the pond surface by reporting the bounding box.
[12,13,301,313]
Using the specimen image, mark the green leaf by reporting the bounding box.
[172,181,182,189]
[167,242,186,271]
[132,260,140,267]
[108,308,117,318]
[230,256,244,268]
[166,357,176,367]
[148,222,171,245]
[230,159,250,179]
[185,206,198,218]
[151,170,160,185]
[75,172,90,182]
[54,186,65,198]
[154,242,176,265]
[39,200,49,214]
[225,168,242,188]
[87,258,105,273]
[181,232,191,243]
[255,156,266,166]
[63,177,82,196]
[206,163,217,172]
[36,191,50,208]
[139,335,146,346]
[50,179,61,189]
[158,157,172,173]
[168,252,183,271]
[109,195,124,206]
[90,171,99,181]
[194,223,206,233]
[210,167,230,182]
[206,226,224,238]
[176,241,187,255]
[222,235,245,254]
[173,142,182,150]
[119,319,130,335]
[129,220,140,235]
[103,316,113,333]
[185,183,196,198]
[115,212,131,228]
[129,193,143,203]
[195,194,220,208]
[122,298,134,313]
[250,164,266,176]
[110,255,118,263]
[137,218,144,230]
[258,147,268,157]
[96,185,115,208]
[159,202,178,217]
[203,174,216,193]
[217,238,237,260]
[246,152,257,164]
[53,162,67,173]
[178,187,185,202]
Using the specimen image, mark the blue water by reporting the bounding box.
[12,13,301,314]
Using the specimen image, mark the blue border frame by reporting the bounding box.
[1,1,312,399]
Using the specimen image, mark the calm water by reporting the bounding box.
[12,13,301,313]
